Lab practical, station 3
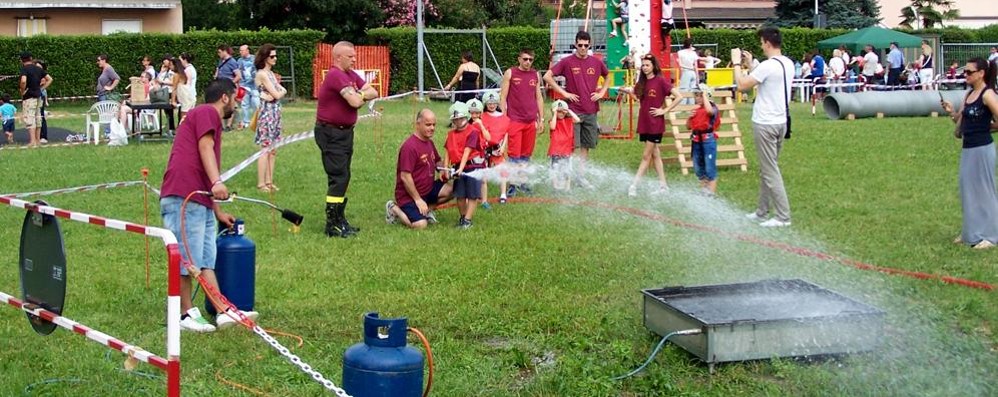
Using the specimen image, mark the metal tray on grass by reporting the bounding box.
[642,279,885,372]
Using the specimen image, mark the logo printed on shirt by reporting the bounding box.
[648,89,657,98]
[528,78,537,87]
[512,77,522,86]
[587,67,596,75]
[571,67,581,75]
[419,153,430,164]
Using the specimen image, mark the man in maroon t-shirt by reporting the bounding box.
[499,47,545,196]
[385,109,453,229]
[314,41,379,238]
[160,78,258,332]
[543,31,609,188]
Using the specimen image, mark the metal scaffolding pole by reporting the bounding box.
[417,0,425,101]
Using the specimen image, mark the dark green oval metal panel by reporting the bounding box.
[19,201,67,336]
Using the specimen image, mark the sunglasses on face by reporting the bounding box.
[520,57,534,62]
[964,69,980,76]
[576,43,590,48]
[269,55,277,59]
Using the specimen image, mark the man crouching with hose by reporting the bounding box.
[160,78,259,332]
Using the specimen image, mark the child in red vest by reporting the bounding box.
[444,102,487,229]
[549,100,580,191]
[687,84,721,195]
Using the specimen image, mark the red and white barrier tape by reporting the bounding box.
[0,195,182,396]
[0,290,170,370]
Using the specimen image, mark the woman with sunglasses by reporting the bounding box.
[254,43,287,193]
[941,58,998,249]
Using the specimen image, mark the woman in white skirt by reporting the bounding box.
[941,57,998,249]
[170,58,196,120]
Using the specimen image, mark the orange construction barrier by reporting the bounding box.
[313,44,391,98]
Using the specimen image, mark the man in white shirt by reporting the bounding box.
[862,45,880,85]
[829,49,846,91]
[733,26,794,228]
[988,47,997,63]
[677,38,699,103]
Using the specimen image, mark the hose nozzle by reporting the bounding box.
[281,209,304,226]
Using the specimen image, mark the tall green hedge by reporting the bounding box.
[368,24,998,94]
[368,26,849,93]
[0,29,323,100]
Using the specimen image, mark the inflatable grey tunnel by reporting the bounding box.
[824,90,968,120]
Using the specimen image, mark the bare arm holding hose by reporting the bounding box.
[198,132,235,227]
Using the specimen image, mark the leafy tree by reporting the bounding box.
[899,0,960,29]
[772,0,880,29]
[183,0,385,43]
[182,0,242,31]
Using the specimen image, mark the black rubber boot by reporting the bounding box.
[324,203,349,238]
[341,198,360,234]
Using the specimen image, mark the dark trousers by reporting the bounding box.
[887,67,902,86]
[40,101,48,140]
[314,123,355,199]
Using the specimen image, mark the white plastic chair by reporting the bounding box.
[85,101,121,145]
[138,110,159,132]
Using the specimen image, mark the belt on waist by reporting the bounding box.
[316,121,354,130]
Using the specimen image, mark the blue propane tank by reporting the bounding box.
[343,312,424,397]
[205,219,255,317]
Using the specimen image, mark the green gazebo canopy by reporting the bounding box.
[817,26,923,54]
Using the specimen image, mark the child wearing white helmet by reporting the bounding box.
[480,91,512,203]
[549,99,581,191]
[687,83,720,195]
[466,98,496,210]
[443,101,487,228]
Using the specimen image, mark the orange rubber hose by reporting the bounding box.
[408,327,434,397]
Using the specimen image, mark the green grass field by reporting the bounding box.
[0,98,995,397]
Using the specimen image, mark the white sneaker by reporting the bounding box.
[577,177,594,190]
[216,309,259,330]
[759,218,792,228]
[385,200,397,224]
[39,138,48,144]
[426,211,438,224]
[627,185,637,197]
[973,240,995,250]
[745,212,764,222]
[180,308,216,333]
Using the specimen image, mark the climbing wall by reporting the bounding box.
[627,0,652,58]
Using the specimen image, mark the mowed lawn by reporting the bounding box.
[0,97,995,397]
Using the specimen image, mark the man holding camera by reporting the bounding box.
[733,27,794,228]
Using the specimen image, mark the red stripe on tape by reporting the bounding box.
[108,339,126,351]
[72,324,91,335]
[6,295,22,307]
[37,310,57,322]
[125,224,146,234]
[53,209,72,219]
[88,216,106,226]
[149,356,169,370]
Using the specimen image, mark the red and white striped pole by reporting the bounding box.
[0,195,181,397]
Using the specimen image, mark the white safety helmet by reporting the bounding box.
[466,98,484,113]
[482,91,501,104]
[552,99,569,112]
[448,102,470,120]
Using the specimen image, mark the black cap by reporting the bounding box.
[20,51,32,61]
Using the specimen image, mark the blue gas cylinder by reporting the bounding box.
[205,219,255,317]
[342,312,424,397]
